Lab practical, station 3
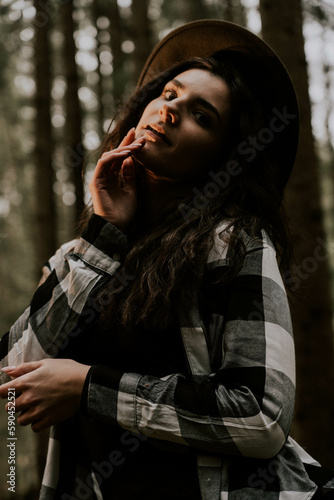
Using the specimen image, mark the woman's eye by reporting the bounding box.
[163,89,177,101]
[193,111,210,126]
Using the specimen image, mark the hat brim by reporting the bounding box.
[139,20,277,86]
[137,20,299,187]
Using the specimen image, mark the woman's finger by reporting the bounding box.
[93,144,145,185]
[92,150,133,183]
[1,361,42,378]
[31,419,46,433]
[101,148,132,159]
[17,409,34,426]
[98,142,144,168]
[121,157,136,194]
[7,392,30,413]
[115,138,145,154]
[0,362,43,398]
[15,406,48,432]
[119,127,136,148]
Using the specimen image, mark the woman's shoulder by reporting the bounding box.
[47,238,79,271]
[208,220,276,265]
[37,239,79,285]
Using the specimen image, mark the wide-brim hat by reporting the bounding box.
[137,19,299,189]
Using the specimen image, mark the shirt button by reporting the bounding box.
[113,253,120,261]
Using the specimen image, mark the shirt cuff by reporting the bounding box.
[73,214,128,275]
[81,214,128,260]
[80,365,94,416]
[81,364,141,432]
[80,364,125,420]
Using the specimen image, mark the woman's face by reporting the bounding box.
[134,68,231,181]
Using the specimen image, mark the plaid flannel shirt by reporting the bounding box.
[0,214,320,499]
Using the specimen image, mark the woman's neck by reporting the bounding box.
[141,167,193,224]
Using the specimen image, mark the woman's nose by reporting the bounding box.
[159,103,179,125]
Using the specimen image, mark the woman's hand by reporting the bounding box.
[89,128,145,231]
[0,359,91,432]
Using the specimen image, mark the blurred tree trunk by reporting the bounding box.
[92,0,106,139]
[259,0,334,468]
[61,0,85,232]
[32,0,57,275]
[322,55,334,280]
[131,0,152,82]
[183,0,209,20]
[32,0,57,486]
[322,56,334,241]
[223,0,247,25]
[109,0,126,106]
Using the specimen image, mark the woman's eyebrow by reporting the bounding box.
[169,78,185,89]
[169,78,221,123]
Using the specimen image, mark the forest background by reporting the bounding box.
[0,0,334,498]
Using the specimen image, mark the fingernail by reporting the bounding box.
[128,127,135,135]
[1,366,16,372]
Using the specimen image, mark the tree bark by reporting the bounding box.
[60,0,85,231]
[131,0,152,83]
[109,0,126,106]
[92,0,106,139]
[223,0,247,25]
[259,0,334,468]
[183,0,209,21]
[33,0,57,275]
[32,0,57,484]
[323,57,334,271]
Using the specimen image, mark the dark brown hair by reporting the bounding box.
[93,53,293,331]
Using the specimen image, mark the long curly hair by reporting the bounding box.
[92,52,293,331]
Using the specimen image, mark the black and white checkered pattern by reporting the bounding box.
[0,214,324,499]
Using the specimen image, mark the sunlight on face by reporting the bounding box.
[134,69,231,181]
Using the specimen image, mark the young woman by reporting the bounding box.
[0,20,329,500]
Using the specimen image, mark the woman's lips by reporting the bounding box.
[144,125,171,145]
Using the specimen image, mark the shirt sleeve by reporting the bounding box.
[0,214,127,384]
[81,229,295,460]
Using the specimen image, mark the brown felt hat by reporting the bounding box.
[138,19,299,188]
